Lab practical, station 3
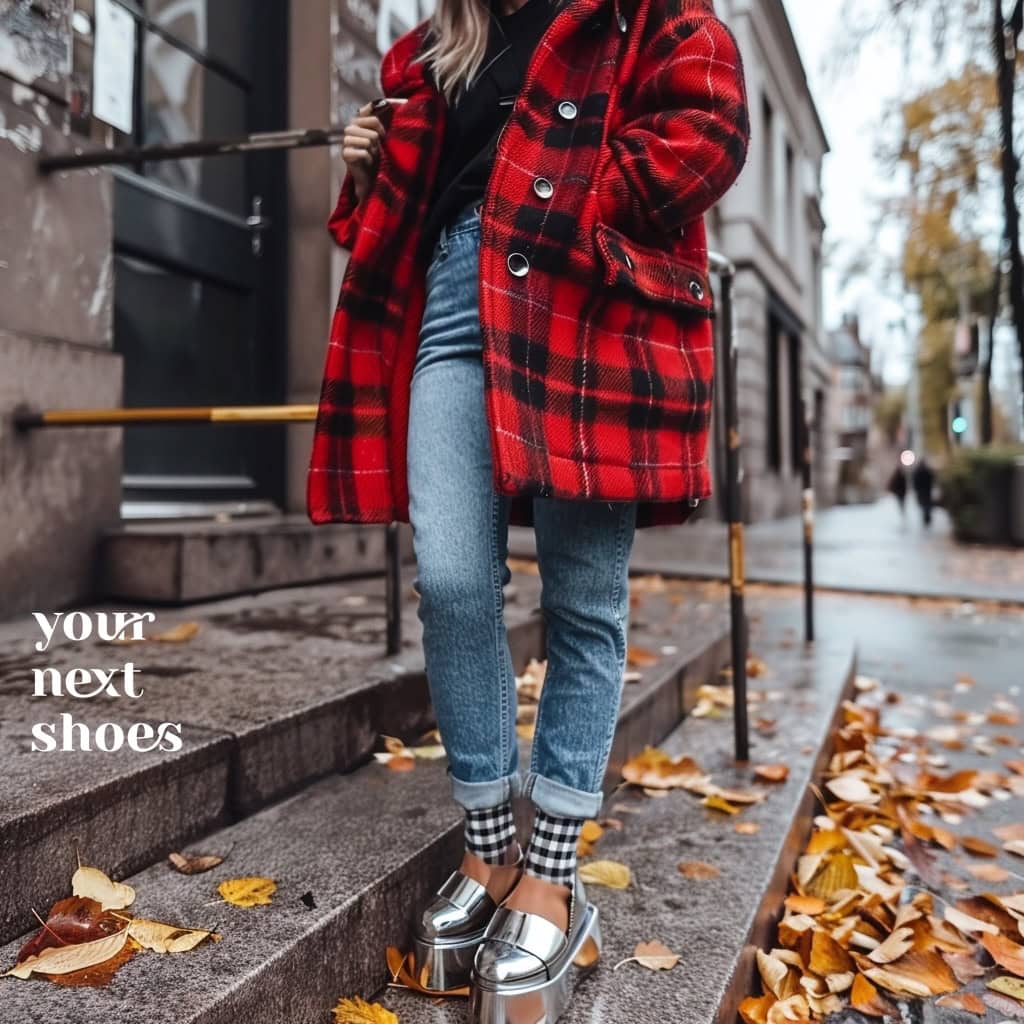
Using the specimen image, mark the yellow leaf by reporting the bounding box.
[866,926,915,964]
[71,866,136,911]
[331,996,398,1023]
[153,621,201,643]
[803,852,858,900]
[702,793,741,815]
[578,860,631,889]
[218,876,277,907]
[127,918,220,953]
[988,974,1024,1000]
[739,994,776,1024]
[6,928,129,979]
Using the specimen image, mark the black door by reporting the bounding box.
[76,0,289,515]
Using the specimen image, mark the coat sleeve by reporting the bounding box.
[595,0,750,240]
[327,168,364,251]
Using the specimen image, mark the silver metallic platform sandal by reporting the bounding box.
[411,841,525,992]
[468,870,602,1024]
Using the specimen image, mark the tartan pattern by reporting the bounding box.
[523,810,586,885]
[307,0,750,530]
[465,802,520,864]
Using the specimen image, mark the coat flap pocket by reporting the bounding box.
[593,222,714,316]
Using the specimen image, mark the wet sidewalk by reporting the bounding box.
[513,499,1024,604]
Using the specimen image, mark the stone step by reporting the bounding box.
[99,516,415,604]
[0,569,544,946]
[0,611,732,1021]
[386,615,858,1023]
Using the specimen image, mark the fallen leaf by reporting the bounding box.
[736,821,762,835]
[945,905,1000,936]
[331,996,398,1023]
[578,860,631,889]
[621,747,707,790]
[765,994,810,1023]
[678,861,720,880]
[168,851,224,875]
[935,992,986,1015]
[943,951,986,983]
[850,973,898,1017]
[1007,839,1024,858]
[7,928,129,979]
[825,776,877,804]
[982,932,1024,976]
[15,897,121,964]
[384,946,469,997]
[127,919,220,954]
[968,862,1010,883]
[42,937,140,988]
[989,975,1024,1001]
[754,764,789,783]
[995,823,1024,843]
[626,645,659,667]
[739,994,776,1024]
[218,877,277,908]
[961,835,999,858]
[152,621,201,643]
[866,926,914,964]
[702,793,741,815]
[865,950,957,997]
[71,866,136,911]
[626,940,681,971]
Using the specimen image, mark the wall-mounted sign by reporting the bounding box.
[93,0,136,134]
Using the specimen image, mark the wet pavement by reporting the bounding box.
[510,499,1024,604]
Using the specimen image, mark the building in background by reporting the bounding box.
[829,314,882,503]
[706,0,834,522]
[0,0,830,618]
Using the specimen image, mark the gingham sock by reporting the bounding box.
[523,810,586,886]
[464,802,518,864]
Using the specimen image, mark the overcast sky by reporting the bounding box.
[780,0,919,383]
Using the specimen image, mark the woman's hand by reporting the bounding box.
[342,100,389,204]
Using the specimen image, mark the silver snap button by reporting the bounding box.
[623,252,633,270]
[688,279,705,301]
[507,252,530,277]
[617,11,627,31]
[556,100,578,120]
[533,176,554,199]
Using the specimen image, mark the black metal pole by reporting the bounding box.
[38,126,346,174]
[710,254,749,763]
[385,523,402,656]
[800,398,816,644]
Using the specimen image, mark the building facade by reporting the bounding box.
[0,0,829,618]
[705,0,834,522]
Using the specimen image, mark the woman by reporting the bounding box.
[308,0,749,1017]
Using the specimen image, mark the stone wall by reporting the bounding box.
[0,2,121,619]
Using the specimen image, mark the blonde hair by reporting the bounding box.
[419,0,561,106]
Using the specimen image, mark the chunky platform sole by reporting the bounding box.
[410,928,485,991]
[468,905,603,1024]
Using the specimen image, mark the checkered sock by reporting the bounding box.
[464,802,518,864]
[523,810,586,886]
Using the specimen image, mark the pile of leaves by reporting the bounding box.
[740,679,1024,1022]
[5,863,219,986]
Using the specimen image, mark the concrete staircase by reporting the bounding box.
[0,565,742,1021]
[99,516,414,604]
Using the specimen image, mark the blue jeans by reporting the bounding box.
[407,200,638,821]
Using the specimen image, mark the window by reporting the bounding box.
[761,94,775,244]
[72,0,252,214]
[767,316,782,473]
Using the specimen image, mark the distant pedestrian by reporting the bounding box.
[912,459,936,527]
[887,465,907,519]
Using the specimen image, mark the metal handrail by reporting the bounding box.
[707,250,749,762]
[13,403,317,429]
[39,127,346,174]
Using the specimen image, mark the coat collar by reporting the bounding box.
[382,0,621,100]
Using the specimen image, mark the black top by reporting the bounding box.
[418,0,561,262]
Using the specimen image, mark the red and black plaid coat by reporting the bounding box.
[307,0,749,529]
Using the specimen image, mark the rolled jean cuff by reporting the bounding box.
[521,770,606,819]
[447,766,523,811]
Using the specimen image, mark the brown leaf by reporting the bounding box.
[384,946,469,997]
[849,974,898,1018]
[808,930,854,976]
[968,862,1010,883]
[168,851,225,875]
[864,950,958,997]
[621,746,707,790]
[127,918,220,954]
[739,994,776,1024]
[627,940,681,971]
[995,822,1024,842]
[982,932,1024,977]
[957,895,1020,936]
[626,645,659,667]
[754,763,789,783]
[784,895,825,916]
[935,992,986,1015]
[7,927,129,980]
[866,926,915,964]
[16,897,122,964]
[678,861,720,881]
[960,835,999,858]
[943,950,986,983]
[736,821,762,835]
